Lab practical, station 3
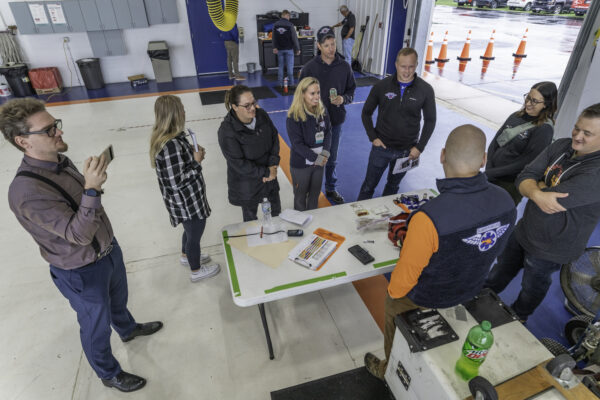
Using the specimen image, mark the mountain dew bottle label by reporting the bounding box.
[455,320,493,381]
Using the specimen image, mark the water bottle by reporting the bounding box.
[455,320,494,380]
[261,197,272,226]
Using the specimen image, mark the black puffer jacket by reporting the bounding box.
[217,107,280,206]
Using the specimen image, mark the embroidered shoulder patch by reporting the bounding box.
[462,222,510,252]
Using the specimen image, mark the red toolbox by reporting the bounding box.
[28,67,63,95]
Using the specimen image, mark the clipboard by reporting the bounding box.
[311,228,345,271]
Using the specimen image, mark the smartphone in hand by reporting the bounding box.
[100,144,114,165]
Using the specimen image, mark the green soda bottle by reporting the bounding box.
[455,320,494,380]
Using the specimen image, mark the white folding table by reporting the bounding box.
[220,189,436,359]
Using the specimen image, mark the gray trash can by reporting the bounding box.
[76,58,105,90]
[0,63,34,97]
[246,62,256,74]
[147,41,172,83]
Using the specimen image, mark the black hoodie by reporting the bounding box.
[299,53,356,126]
[515,138,600,263]
[217,108,280,205]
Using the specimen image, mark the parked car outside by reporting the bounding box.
[531,0,574,13]
[454,0,474,5]
[473,0,509,8]
[507,0,534,10]
[571,0,591,15]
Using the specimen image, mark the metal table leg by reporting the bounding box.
[258,303,274,360]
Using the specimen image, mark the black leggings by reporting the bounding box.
[181,217,207,271]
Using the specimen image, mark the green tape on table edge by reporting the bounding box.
[430,189,439,196]
[222,230,241,297]
[373,258,398,269]
[264,272,347,294]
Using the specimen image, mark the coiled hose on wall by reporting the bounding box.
[206,0,238,32]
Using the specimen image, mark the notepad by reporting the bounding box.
[288,234,337,270]
[279,209,313,227]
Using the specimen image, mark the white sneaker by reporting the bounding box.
[190,263,221,282]
[180,253,211,266]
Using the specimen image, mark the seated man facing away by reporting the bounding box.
[364,124,517,380]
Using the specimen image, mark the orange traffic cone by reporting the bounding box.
[512,28,528,64]
[425,32,434,72]
[435,31,449,69]
[457,30,472,73]
[480,29,496,78]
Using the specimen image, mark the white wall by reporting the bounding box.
[0,0,197,85]
[0,0,392,87]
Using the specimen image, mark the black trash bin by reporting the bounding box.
[0,63,35,97]
[76,58,105,90]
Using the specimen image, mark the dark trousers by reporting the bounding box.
[357,146,410,200]
[291,166,324,211]
[484,232,561,320]
[181,217,207,271]
[241,186,281,222]
[49,239,136,379]
[324,124,343,192]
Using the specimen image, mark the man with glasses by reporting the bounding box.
[485,103,600,322]
[0,98,162,393]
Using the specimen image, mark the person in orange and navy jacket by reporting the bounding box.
[363,124,517,381]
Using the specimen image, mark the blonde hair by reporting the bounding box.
[287,77,325,122]
[149,95,186,168]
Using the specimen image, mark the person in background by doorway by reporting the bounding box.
[150,95,220,283]
[486,81,557,204]
[218,85,281,221]
[357,48,436,200]
[220,23,245,81]
[272,10,300,88]
[287,77,332,211]
[299,26,356,204]
[332,5,356,65]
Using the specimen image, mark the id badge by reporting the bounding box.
[315,131,324,145]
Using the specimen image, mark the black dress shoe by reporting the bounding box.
[121,321,163,342]
[326,190,345,204]
[102,371,146,392]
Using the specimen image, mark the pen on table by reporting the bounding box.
[260,226,263,239]
[363,240,374,244]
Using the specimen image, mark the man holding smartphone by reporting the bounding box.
[299,26,356,204]
[0,98,162,393]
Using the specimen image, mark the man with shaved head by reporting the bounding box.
[365,124,517,380]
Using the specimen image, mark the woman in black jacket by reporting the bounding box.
[287,77,332,211]
[486,81,557,204]
[217,85,281,221]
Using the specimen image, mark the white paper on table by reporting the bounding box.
[246,223,288,247]
[47,4,66,24]
[279,209,313,227]
[305,146,323,165]
[392,156,419,174]
[29,4,49,24]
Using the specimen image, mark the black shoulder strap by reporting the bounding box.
[16,170,101,253]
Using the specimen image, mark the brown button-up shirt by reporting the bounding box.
[8,154,114,270]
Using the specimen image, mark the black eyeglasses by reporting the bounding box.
[523,94,544,106]
[238,101,258,111]
[24,119,62,137]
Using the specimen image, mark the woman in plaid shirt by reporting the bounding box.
[150,95,220,282]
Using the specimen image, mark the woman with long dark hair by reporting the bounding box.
[150,95,220,282]
[217,85,281,221]
[486,81,558,204]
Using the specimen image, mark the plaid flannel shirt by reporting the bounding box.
[155,133,211,226]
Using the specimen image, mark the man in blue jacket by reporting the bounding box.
[299,26,356,204]
[272,10,300,87]
[485,103,600,322]
[221,24,245,81]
